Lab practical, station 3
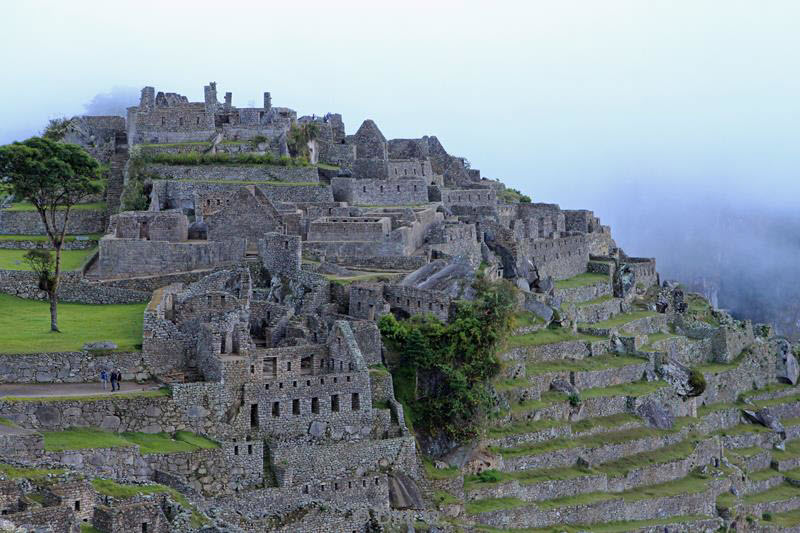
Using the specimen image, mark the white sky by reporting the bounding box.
[2,0,799,216]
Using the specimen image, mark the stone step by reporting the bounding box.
[745,468,785,496]
[553,273,613,305]
[485,413,644,449]
[741,482,800,518]
[571,295,624,324]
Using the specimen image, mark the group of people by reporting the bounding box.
[100,369,123,391]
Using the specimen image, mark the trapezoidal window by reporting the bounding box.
[272,401,280,417]
[293,399,300,415]
[250,404,259,427]
[311,397,319,414]
[351,393,360,410]
[331,394,340,412]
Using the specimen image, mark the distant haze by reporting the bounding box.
[2,1,799,336]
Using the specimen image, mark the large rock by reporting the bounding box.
[775,339,799,385]
[636,400,674,430]
[388,472,424,510]
[550,378,579,397]
[743,407,786,438]
[657,358,693,397]
[34,405,61,427]
[308,420,326,438]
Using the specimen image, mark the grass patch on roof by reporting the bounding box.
[91,478,207,527]
[0,248,96,271]
[0,294,145,354]
[505,327,605,349]
[554,272,609,289]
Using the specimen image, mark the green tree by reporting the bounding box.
[287,122,320,159]
[0,137,101,331]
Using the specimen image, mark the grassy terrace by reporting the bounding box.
[171,178,324,186]
[43,428,217,453]
[473,515,713,533]
[5,202,106,212]
[493,426,679,459]
[640,332,679,351]
[511,311,546,330]
[0,234,102,242]
[0,248,97,271]
[739,383,797,402]
[468,472,712,514]
[575,294,615,307]
[525,354,646,376]
[509,391,566,414]
[554,272,609,289]
[771,439,800,462]
[0,463,65,479]
[580,380,669,399]
[712,423,772,438]
[324,272,402,284]
[505,327,606,349]
[744,482,800,505]
[91,478,207,527]
[579,310,659,331]
[0,294,146,353]
[487,413,641,441]
[752,392,800,409]
[142,151,309,167]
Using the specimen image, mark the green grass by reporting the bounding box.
[91,478,207,527]
[316,163,340,171]
[744,482,800,504]
[554,272,609,289]
[473,515,714,533]
[716,491,737,511]
[494,426,676,459]
[525,355,646,376]
[143,151,309,167]
[6,202,106,212]
[465,466,594,491]
[760,508,800,527]
[771,439,800,462]
[580,310,659,330]
[422,458,461,480]
[511,311,546,329]
[0,234,101,242]
[43,428,217,454]
[465,496,527,514]
[580,380,669,399]
[752,392,800,409]
[749,468,782,481]
[323,272,401,284]
[509,391,566,414]
[486,418,565,439]
[0,293,145,353]
[596,439,697,477]
[696,402,737,417]
[640,332,678,351]
[80,525,104,533]
[570,413,641,434]
[576,294,615,307]
[0,388,170,402]
[0,247,96,271]
[506,327,606,349]
[140,141,212,148]
[0,463,64,479]
[434,489,461,506]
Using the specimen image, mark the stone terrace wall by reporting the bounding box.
[152,180,332,211]
[271,436,418,485]
[0,350,182,383]
[522,234,589,281]
[0,238,97,250]
[0,270,149,304]
[331,177,428,205]
[0,208,106,235]
[145,163,319,183]
[97,237,245,277]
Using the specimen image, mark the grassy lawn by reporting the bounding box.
[0,234,101,242]
[422,458,461,480]
[5,202,106,212]
[91,478,207,527]
[0,388,170,403]
[506,327,606,349]
[580,310,659,330]
[0,294,145,353]
[511,311,546,329]
[0,248,96,271]
[554,272,609,289]
[43,428,217,453]
[526,354,646,376]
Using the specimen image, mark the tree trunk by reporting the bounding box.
[49,290,59,332]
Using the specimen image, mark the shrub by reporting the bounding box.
[568,393,582,407]
[476,470,502,483]
[688,369,707,397]
[763,512,773,521]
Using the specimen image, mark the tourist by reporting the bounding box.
[109,370,118,392]
[115,370,122,391]
[100,369,108,390]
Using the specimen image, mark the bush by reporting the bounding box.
[763,512,773,521]
[379,277,516,441]
[688,369,707,397]
[476,469,502,483]
[568,393,582,407]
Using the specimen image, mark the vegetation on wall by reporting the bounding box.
[500,187,531,204]
[41,117,74,141]
[379,276,516,441]
[140,151,309,167]
[287,122,319,159]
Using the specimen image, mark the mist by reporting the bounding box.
[1,0,798,336]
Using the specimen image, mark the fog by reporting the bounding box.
[1,1,799,336]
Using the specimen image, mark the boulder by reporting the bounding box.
[775,339,799,385]
[388,472,424,510]
[743,408,786,437]
[550,378,579,396]
[34,405,61,427]
[636,400,674,430]
[308,420,326,438]
[657,358,693,397]
[515,278,530,292]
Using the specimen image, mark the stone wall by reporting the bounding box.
[151,180,333,212]
[0,270,150,304]
[0,208,106,235]
[97,236,245,277]
[0,238,97,250]
[307,216,391,242]
[442,188,496,207]
[331,177,428,205]
[145,163,319,183]
[521,234,589,281]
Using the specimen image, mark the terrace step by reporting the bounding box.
[571,296,624,324]
[741,482,800,518]
[466,469,725,529]
[578,311,667,337]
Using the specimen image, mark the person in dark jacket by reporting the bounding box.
[109,370,118,391]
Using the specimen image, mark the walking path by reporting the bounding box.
[0,381,157,398]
